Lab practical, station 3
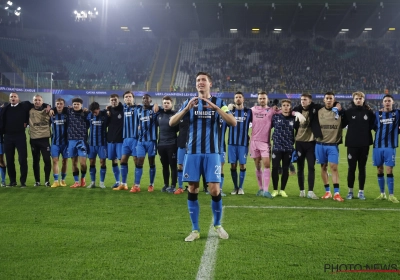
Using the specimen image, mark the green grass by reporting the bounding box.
[1,131,400,279]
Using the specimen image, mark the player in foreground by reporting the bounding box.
[169,72,236,242]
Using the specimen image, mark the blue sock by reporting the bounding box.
[387,174,394,195]
[211,193,223,227]
[53,173,59,181]
[61,173,66,180]
[73,172,79,182]
[0,166,5,182]
[239,169,246,189]
[121,164,128,184]
[100,167,106,182]
[149,165,156,185]
[324,184,330,192]
[188,192,200,231]
[378,174,385,193]
[177,170,183,189]
[135,166,143,185]
[333,184,339,194]
[231,169,238,189]
[90,165,96,182]
[112,164,120,182]
[81,172,86,179]
[220,174,224,190]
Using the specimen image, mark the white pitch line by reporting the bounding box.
[195,212,224,280]
[225,205,400,211]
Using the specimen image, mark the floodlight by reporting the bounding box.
[94,7,96,11]
[14,11,20,16]
[142,27,150,30]
[364,28,372,31]
[17,6,21,10]
[388,27,395,31]
[95,11,98,15]
[7,1,12,6]
[274,28,282,31]
[341,28,349,32]
[74,10,77,14]
[4,6,9,10]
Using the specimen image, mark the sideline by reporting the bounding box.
[225,205,400,211]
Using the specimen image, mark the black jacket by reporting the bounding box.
[0,101,36,135]
[342,102,375,147]
[107,102,124,143]
[157,109,179,146]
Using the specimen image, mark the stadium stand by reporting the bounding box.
[175,37,400,94]
[0,36,157,90]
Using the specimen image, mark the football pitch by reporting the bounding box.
[1,137,400,279]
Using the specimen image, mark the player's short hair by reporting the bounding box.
[235,91,244,97]
[258,91,268,96]
[89,102,100,112]
[33,94,43,99]
[301,93,312,99]
[143,93,152,99]
[281,99,291,105]
[196,72,212,82]
[383,94,393,100]
[123,91,134,98]
[110,93,119,99]
[162,96,173,102]
[324,92,335,97]
[72,98,83,104]
[55,98,65,104]
[352,91,365,99]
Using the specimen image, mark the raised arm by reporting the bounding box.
[169,97,198,127]
[201,98,236,127]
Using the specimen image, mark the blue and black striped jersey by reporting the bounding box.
[87,110,108,146]
[220,119,228,153]
[137,105,158,142]
[123,104,140,139]
[228,107,252,147]
[50,111,68,145]
[179,96,229,154]
[374,110,400,148]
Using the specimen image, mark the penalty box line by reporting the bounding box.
[224,205,400,212]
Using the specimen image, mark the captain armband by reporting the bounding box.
[220,105,229,113]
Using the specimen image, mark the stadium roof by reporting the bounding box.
[1,0,400,38]
[138,0,400,38]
